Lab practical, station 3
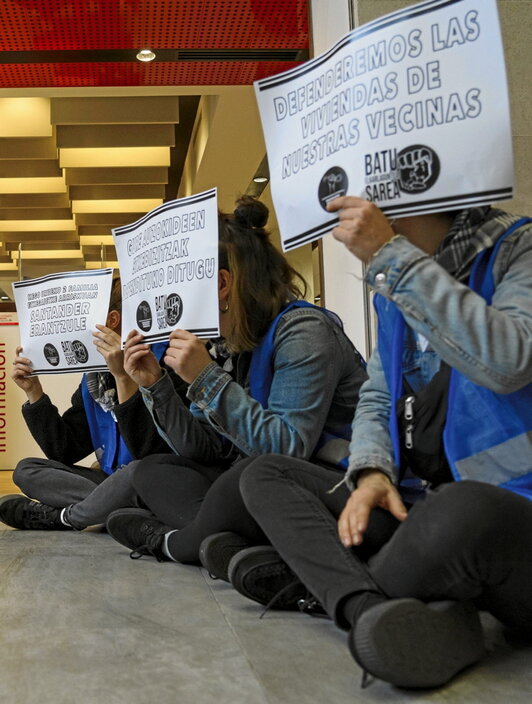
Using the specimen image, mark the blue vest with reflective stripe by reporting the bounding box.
[81,341,168,475]
[249,300,361,469]
[376,219,532,499]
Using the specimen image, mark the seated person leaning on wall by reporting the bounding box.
[0,274,189,530]
[230,199,532,690]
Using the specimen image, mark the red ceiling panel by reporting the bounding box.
[0,60,303,87]
[0,0,308,87]
[0,0,308,51]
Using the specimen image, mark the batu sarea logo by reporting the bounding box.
[155,293,183,330]
[363,144,441,203]
[60,339,89,366]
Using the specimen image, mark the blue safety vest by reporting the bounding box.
[81,341,168,475]
[377,218,532,500]
[249,300,363,468]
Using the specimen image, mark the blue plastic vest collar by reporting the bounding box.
[249,301,356,469]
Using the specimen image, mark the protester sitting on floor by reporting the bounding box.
[223,198,532,690]
[0,274,189,531]
[103,196,367,568]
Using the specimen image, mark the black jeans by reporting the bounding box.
[14,457,148,530]
[239,454,532,634]
[132,455,268,563]
[14,457,107,507]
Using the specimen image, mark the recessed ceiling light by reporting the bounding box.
[253,176,268,183]
[136,49,156,62]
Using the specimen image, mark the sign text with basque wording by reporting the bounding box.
[113,189,219,346]
[12,269,113,375]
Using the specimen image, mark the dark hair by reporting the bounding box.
[218,196,307,352]
[109,271,122,314]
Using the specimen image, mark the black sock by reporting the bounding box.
[341,591,387,629]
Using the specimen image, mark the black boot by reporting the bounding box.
[228,545,326,617]
[199,531,251,581]
[349,598,484,689]
[106,508,171,562]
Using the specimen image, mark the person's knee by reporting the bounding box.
[239,454,288,511]
[131,456,163,493]
[418,480,506,553]
[13,458,43,492]
[433,480,506,520]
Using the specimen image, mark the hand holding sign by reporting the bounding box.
[328,196,395,263]
[93,325,125,378]
[254,0,513,252]
[123,330,162,389]
[164,330,213,385]
[11,346,44,404]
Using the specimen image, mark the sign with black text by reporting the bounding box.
[12,269,113,374]
[255,0,513,251]
[113,189,219,346]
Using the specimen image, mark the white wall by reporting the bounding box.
[309,0,372,359]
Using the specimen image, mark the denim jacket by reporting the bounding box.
[347,210,532,490]
[140,306,367,465]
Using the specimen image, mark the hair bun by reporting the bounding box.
[234,196,269,229]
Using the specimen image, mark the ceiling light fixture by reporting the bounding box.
[136,49,156,62]
[253,176,268,183]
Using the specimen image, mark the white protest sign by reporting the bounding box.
[113,188,219,346]
[12,269,114,375]
[255,0,513,251]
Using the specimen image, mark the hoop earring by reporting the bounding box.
[219,301,229,313]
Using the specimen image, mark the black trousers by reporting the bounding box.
[239,454,532,634]
[14,457,107,507]
[131,455,268,563]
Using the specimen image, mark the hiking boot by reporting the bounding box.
[228,546,321,613]
[199,531,251,581]
[0,495,71,530]
[349,598,484,689]
[106,508,171,562]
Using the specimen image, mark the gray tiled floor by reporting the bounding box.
[0,524,531,704]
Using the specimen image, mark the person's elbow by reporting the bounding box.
[472,361,531,395]
[274,429,311,459]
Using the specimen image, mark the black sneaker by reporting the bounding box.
[228,546,312,612]
[106,508,171,562]
[0,495,72,530]
[199,531,251,581]
[349,598,484,689]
